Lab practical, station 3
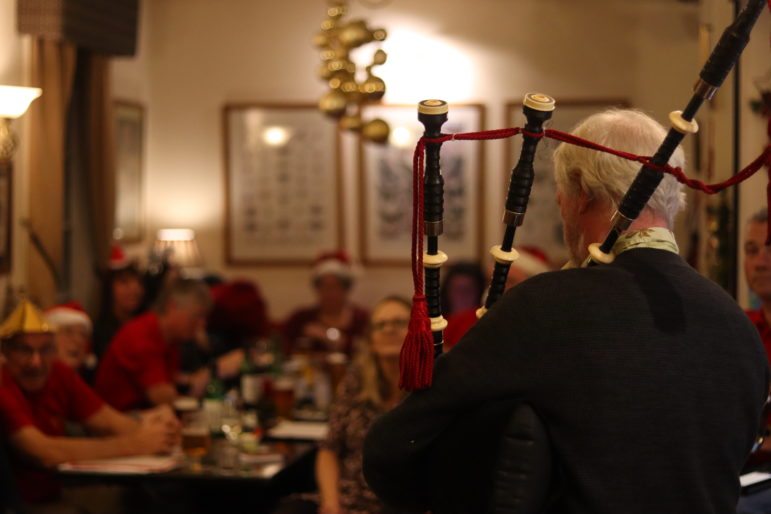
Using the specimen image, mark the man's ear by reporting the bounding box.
[576,189,594,214]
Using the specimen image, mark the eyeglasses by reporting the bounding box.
[4,343,57,360]
[372,318,409,332]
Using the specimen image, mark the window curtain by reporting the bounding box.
[26,38,76,308]
[66,50,115,311]
[26,39,115,308]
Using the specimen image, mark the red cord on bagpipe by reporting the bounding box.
[412,127,771,241]
[400,127,771,391]
[398,135,434,391]
[399,0,771,391]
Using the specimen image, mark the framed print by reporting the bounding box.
[0,162,11,273]
[224,103,342,265]
[360,103,485,265]
[113,100,145,242]
[505,98,630,265]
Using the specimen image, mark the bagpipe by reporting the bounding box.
[399,0,771,392]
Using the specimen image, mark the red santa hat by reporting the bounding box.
[311,250,354,281]
[44,301,92,333]
[513,246,552,277]
[208,279,268,340]
[109,243,133,271]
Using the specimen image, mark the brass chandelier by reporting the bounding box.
[314,0,390,143]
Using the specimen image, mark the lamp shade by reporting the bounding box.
[154,228,203,268]
[0,86,42,119]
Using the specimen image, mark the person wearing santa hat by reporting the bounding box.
[443,246,554,350]
[92,243,146,360]
[281,250,369,358]
[0,300,180,508]
[44,302,97,381]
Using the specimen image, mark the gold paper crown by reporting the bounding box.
[0,300,54,340]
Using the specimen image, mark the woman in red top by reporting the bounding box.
[281,251,369,358]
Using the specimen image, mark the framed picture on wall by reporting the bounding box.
[113,100,145,242]
[0,162,12,273]
[504,98,629,265]
[224,103,343,265]
[360,103,485,265]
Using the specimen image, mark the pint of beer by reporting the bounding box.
[273,376,296,419]
[182,426,211,457]
[181,411,211,462]
[174,396,199,423]
[327,352,348,395]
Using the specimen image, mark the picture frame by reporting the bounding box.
[0,162,12,273]
[359,103,485,265]
[504,98,630,265]
[113,100,145,242]
[223,103,343,265]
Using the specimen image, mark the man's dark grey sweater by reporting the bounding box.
[364,249,769,514]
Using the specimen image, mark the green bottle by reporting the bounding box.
[203,363,225,436]
[240,348,262,409]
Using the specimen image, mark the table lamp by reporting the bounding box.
[154,228,203,271]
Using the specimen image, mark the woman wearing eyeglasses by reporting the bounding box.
[274,296,412,514]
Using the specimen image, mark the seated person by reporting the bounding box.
[44,301,98,383]
[274,296,412,514]
[0,300,179,507]
[181,279,271,388]
[440,261,486,318]
[95,278,212,411]
[0,349,21,514]
[92,243,146,360]
[281,251,369,358]
[443,247,553,349]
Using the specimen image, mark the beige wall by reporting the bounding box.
[111,0,719,320]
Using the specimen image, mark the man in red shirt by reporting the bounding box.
[95,278,212,411]
[0,300,179,506]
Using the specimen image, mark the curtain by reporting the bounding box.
[66,51,115,311]
[26,38,76,308]
[26,40,115,309]
[83,54,116,269]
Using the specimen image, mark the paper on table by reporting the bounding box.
[59,454,181,474]
[267,421,329,441]
[260,462,283,479]
[740,471,771,487]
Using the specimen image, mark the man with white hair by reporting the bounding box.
[363,109,768,513]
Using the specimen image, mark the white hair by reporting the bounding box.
[552,108,686,227]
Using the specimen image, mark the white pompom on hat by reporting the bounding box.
[311,250,355,282]
[44,301,92,333]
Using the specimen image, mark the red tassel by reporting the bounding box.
[399,295,434,391]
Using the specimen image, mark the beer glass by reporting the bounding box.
[181,411,211,471]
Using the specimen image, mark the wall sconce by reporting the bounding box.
[153,228,203,270]
[314,0,390,144]
[0,85,42,163]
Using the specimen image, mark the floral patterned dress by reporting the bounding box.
[307,364,387,514]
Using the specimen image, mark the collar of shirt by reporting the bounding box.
[564,227,679,269]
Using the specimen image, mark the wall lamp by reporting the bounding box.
[0,85,42,163]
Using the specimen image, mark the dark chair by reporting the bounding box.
[429,399,558,514]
